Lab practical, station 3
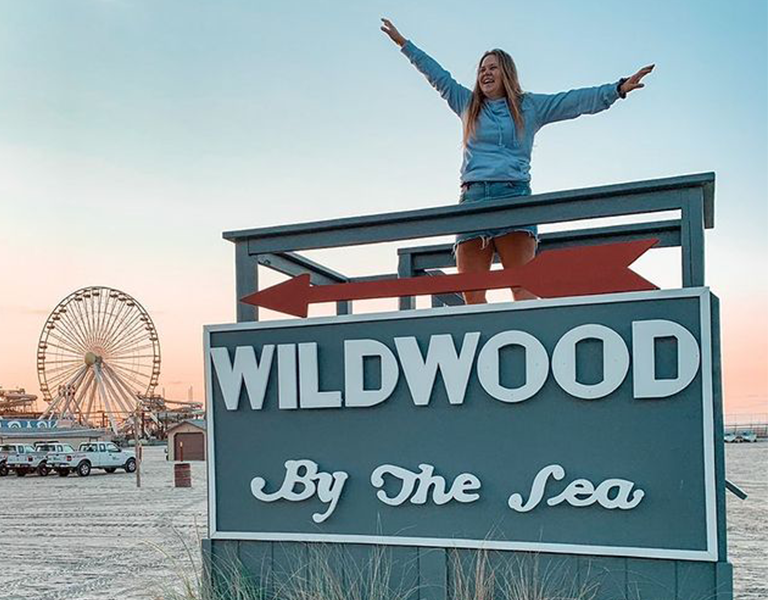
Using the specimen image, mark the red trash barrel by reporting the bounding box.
[174,462,191,487]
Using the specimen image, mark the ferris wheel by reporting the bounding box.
[37,286,161,434]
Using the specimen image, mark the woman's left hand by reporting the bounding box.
[620,64,655,96]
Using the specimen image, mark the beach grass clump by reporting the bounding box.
[450,549,599,600]
[155,542,602,600]
[274,544,416,600]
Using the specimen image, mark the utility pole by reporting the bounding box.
[133,406,142,488]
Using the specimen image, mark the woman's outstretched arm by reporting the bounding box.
[381,18,471,116]
[530,64,654,128]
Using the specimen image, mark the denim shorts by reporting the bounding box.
[455,180,538,249]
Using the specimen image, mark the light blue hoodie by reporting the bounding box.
[401,41,622,183]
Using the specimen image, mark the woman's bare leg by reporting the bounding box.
[495,232,538,300]
[456,238,495,304]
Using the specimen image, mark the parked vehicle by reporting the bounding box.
[35,442,75,453]
[725,430,759,443]
[738,430,758,443]
[48,441,136,477]
[4,443,56,476]
[0,444,28,477]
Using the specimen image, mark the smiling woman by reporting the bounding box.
[380,17,654,305]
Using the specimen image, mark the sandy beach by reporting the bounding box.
[0,446,206,600]
[0,443,764,600]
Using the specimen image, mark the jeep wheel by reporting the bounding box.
[57,469,70,477]
[0,463,8,477]
[37,463,50,477]
[124,458,137,473]
[104,467,117,473]
[77,461,91,477]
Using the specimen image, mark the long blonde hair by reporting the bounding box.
[463,49,524,144]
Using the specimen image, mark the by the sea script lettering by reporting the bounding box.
[370,463,481,506]
[508,464,645,512]
[250,459,348,524]
[248,459,645,524]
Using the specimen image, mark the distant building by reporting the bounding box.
[0,423,107,447]
[167,419,206,461]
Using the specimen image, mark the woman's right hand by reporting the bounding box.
[381,18,406,47]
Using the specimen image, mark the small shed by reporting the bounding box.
[167,419,206,461]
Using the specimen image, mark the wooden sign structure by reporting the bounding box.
[205,174,732,600]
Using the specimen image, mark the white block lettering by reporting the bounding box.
[477,331,548,403]
[394,333,480,406]
[210,346,274,411]
[632,320,700,398]
[344,339,399,408]
[552,324,629,399]
[299,342,342,409]
[277,344,298,410]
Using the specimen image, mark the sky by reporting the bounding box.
[1,0,766,416]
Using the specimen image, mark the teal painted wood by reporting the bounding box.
[418,547,447,600]
[206,538,242,595]
[714,562,734,600]
[676,561,715,600]
[208,541,734,599]
[387,547,420,600]
[258,252,347,285]
[680,187,707,286]
[686,190,706,286]
[397,252,416,311]
[711,297,729,563]
[241,191,684,254]
[535,553,580,596]
[236,241,258,323]
[580,556,627,600]
[201,538,213,594]
[223,173,714,249]
[340,543,375,593]
[625,558,676,600]
[340,544,419,600]
[271,542,308,595]
[238,540,273,596]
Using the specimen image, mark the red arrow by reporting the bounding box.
[241,239,659,317]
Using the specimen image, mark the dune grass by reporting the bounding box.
[152,535,602,600]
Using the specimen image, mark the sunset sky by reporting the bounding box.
[1,1,766,416]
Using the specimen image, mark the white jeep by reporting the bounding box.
[49,441,137,477]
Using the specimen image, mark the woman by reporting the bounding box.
[381,18,653,304]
